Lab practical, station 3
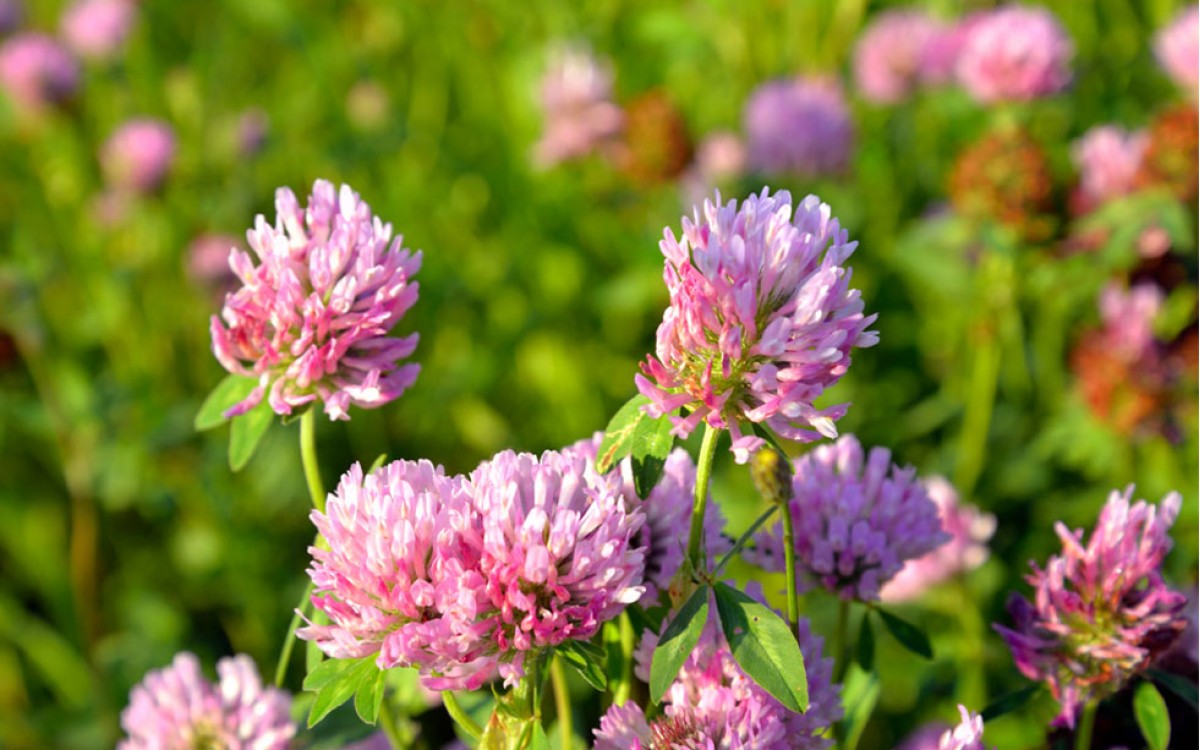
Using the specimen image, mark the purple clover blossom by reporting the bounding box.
[938,706,990,750]
[1097,281,1163,362]
[995,487,1187,728]
[748,434,949,602]
[636,189,878,464]
[118,652,295,750]
[1155,6,1198,97]
[1071,125,1148,211]
[60,0,136,60]
[534,46,624,168]
[0,33,78,114]
[211,180,421,421]
[300,443,645,691]
[0,0,21,34]
[881,476,996,604]
[744,77,853,176]
[601,596,841,750]
[100,118,176,193]
[955,5,1073,103]
[853,10,948,104]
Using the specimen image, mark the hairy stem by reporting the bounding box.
[833,599,851,683]
[1075,700,1097,750]
[300,409,326,512]
[686,423,721,573]
[442,690,483,741]
[781,502,801,642]
[273,579,313,688]
[550,656,572,749]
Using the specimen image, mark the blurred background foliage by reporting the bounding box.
[0,0,1195,748]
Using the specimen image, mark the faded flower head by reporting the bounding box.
[1155,6,1198,96]
[749,434,949,602]
[995,487,1187,727]
[744,77,853,176]
[300,442,645,691]
[636,189,878,463]
[61,0,136,60]
[598,602,840,750]
[853,9,948,103]
[1137,104,1199,203]
[0,33,78,113]
[1071,125,1148,211]
[119,652,295,750]
[615,89,693,183]
[955,5,1073,103]
[949,126,1054,241]
[211,179,421,421]
[881,477,996,604]
[534,46,624,167]
[101,118,176,193]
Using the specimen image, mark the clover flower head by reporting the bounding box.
[534,45,624,167]
[607,594,840,750]
[1072,125,1148,210]
[636,189,878,464]
[938,706,989,750]
[749,434,949,602]
[995,487,1187,727]
[101,118,176,193]
[1097,281,1163,362]
[118,652,295,750]
[0,33,78,113]
[853,9,947,103]
[1155,6,1198,96]
[955,5,1073,103]
[744,77,853,176]
[211,179,421,421]
[881,476,995,603]
[61,0,136,60]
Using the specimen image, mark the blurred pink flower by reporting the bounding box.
[680,130,746,208]
[210,179,421,421]
[187,233,241,288]
[60,0,136,60]
[119,652,294,750]
[100,117,176,193]
[1071,125,1148,210]
[880,476,995,603]
[996,487,1187,727]
[636,189,877,463]
[534,46,624,167]
[955,6,1073,103]
[0,33,78,113]
[1097,281,1163,362]
[853,9,947,103]
[1155,6,1198,96]
[0,0,21,34]
[749,434,949,602]
[896,706,990,750]
[744,77,853,176]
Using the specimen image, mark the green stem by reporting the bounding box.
[378,697,407,750]
[833,599,851,684]
[442,690,483,741]
[711,504,778,578]
[781,503,801,643]
[550,656,572,750]
[605,612,635,707]
[300,409,326,512]
[686,423,721,573]
[954,324,999,501]
[1075,699,1097,750]
[273,579,314,687]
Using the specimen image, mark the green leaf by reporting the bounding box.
[557,640,608,692]
[839,666,880,750]
[1135,681,1171,750]
[980,685,1041,721]
[650,586,710,702]
[596,394,675,491]
[856,611,874,671]
[304,656,378,728]
[876,608,933,660]
[712,582,808,713]
[368,453,389,473]
[596,394,652,474]
[530,721,550,750]
[353,667,386,725]
[1148,668,1199,711]
[228,398,274,471]
[194,374,259,431]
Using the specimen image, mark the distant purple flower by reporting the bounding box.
[237,107,269,156]
[749,434,949,602]
[534,46,624,167]
[210,180,421,421]
[599,600,840,750]
[0,33,78,113]
[1072,125,1148,210]
[744,77,853,176]
[894,722,951,750]
[1155,6,1198,96]
[60,0,136,60]
[0,0,21,34]
[301,443,646,691]
[637,189,878,463]
[100,118,176,193]
[853,10,947,103]
[681,130,746,208]
[939,706,990,750]
[955,6,1073,103]
[995,487,1187,727]
[881,476,995,604]
[1097,282,1163,362]
[119,652,295,750]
